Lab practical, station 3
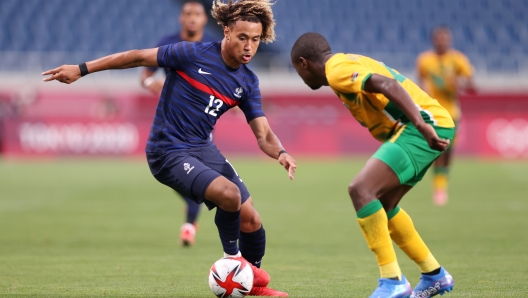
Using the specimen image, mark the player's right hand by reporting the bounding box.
[278,153,297,180]
[42,65,81,84]
[417,123,450,151]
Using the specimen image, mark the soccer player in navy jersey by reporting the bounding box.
[43,0,293,296]
[140,1,218,247]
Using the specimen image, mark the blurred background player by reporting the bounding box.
[141,1,216,95]
[416,25,476,206]
[140,1,217,246]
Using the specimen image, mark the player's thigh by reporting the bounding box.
[434,150,450,167]
[201,145,251,204]
[204,175,242,211]
[378,184,413,211]
[349,157,401,211]
[146,151,220,206]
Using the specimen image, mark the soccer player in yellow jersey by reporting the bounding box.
[291,33,455,298]
[416,25,476,206]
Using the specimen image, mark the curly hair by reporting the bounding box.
[211,0,276,43]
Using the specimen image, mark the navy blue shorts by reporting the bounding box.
[146,144,250,210]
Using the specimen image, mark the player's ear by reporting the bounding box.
[299,57,309,69]
[223,26,230,40]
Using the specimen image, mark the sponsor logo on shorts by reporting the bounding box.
[183,163,195,174]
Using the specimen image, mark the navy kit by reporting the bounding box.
[147,33,217,75]
[146,41,265,207]
[147,143,250,209]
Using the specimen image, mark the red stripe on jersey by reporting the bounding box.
[176,70,238,107]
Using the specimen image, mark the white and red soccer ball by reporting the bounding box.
[208,257,254,298]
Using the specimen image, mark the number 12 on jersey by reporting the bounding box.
[204,95,224,117]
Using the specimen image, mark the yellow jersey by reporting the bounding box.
[326,53,454,142]
[416,49,473,120]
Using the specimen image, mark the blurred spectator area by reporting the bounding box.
[0,0,527,74]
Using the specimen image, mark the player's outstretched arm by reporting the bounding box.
[364,74,450,152]
[249,117,297,180]
[42,48,159,84]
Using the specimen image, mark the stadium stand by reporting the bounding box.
[0,0,527,73]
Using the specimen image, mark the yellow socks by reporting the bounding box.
[433,167,449,191]
[357,200,401,280]
[387,207,440,273]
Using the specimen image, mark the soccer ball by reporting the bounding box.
[208,257,254,298]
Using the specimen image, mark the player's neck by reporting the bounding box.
[322,52,333,64]
[321,52,333,86]
[181,30,204,42]
[220,39,241,69]
[434,48,450,56]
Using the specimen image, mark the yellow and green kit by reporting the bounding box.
[326,53,455,185]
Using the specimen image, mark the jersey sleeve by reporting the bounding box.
[238,79,266,123]
[326,61,373,94]
[157,41,197,71]
[146,37,170,72]
[455,53,473,78]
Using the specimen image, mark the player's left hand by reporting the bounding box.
[417,123,450,151]
[42,65,81,84]
[278,153,297,180]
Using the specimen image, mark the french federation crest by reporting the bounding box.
[234,87,243,98]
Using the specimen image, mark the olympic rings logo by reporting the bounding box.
[487,118,528,158]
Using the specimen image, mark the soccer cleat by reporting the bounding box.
[433,189,448,206]
[179,223,196,247]
[411,267,454,298]
[249,286,288,297]
[231,257,270,287]
[370,275,412,298]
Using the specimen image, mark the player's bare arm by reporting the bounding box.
[363,74,450,151]
[248,117,296,180]
[42,48,159,84]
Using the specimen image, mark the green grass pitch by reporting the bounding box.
[1,157,527,297]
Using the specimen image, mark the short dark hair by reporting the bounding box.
[211,0,276,43]
[290,32,332,62]
[431,24,451,38]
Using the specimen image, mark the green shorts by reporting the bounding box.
[372,124,455,186]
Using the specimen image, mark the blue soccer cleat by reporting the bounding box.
[370,274,412,298]
[411,267,454,298]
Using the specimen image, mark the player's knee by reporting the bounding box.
[216,183,241,212]
[348,182,370,203]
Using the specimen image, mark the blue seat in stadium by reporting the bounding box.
[0,0,526,72]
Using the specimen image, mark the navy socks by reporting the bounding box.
[214,208,240,255]
[183,196,200,224]
[240,225,266,268]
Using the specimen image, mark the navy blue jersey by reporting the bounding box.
[145,41,265,153]
[147,33,217,74]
